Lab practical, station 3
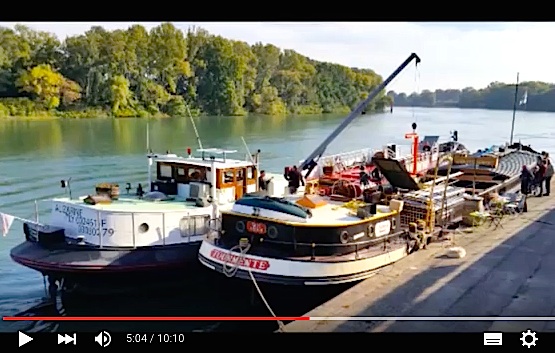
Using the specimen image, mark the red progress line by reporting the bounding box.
[2,316,310,321]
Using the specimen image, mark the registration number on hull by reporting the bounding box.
[246,221,267,235]
[210,249,270,271]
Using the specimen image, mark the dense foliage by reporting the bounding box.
[388,81,555,112]
[0,23,391,118]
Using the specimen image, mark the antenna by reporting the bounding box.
[241,136,260,190]
[146,121,150,152]
[241,136,256,164]
[186,104,203,150]
[509,72,520,145]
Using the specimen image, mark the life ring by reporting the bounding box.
[235,221,245,233]
[339,231,350,244]
[267,225,278,239]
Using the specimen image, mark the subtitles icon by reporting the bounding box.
[95,331,111,347]
[483,332,503,345]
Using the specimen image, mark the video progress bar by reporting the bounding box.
[4,316,555,321]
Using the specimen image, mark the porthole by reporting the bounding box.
[368,225,375,237]
[236,221,245,233]
[339,231,349,244]
[138,223,149,233]
[267,226,278,239]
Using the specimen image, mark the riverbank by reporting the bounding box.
[0,106,355,121]
[285,178,555,332]
[394,104,552,114]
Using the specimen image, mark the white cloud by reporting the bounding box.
[2,21,555,93]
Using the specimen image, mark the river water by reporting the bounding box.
[1,107,554,333]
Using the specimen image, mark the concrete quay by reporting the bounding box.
[285,183,555,333]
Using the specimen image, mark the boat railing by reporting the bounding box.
[318,148,375,170]
[242,230,407,261]
[399,144,442,170]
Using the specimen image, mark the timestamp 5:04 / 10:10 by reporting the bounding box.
[126,333,186,344]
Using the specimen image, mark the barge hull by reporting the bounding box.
[198,240,409,286]
[10,240,201,280]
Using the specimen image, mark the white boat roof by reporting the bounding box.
[152,148,255,169]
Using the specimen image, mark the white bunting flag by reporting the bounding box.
[1,212,15,237]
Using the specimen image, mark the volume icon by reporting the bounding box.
[58,333,76,345]
[95,331,111,347]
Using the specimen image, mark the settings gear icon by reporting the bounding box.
[520,329,538,348]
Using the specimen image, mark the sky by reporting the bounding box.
[2,21,555,94]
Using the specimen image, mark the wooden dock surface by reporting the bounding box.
[285,179,555,332]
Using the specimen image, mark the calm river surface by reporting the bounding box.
[1,107,554,332]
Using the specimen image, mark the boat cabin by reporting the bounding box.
[150,148,258,204]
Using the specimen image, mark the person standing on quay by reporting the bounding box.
[544,153,553,196]
[520,165,533,212]
[535,156,546,196]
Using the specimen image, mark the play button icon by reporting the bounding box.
[18,331,33,347]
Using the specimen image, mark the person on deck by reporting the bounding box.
[370,166,381,181]
[359,165,370,187]
[258,170,273,193]
[544,153,553,196]
[285,165,305,194]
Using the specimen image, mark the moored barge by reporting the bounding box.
[199,53,425,285]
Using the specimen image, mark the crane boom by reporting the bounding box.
[299,53,421,176]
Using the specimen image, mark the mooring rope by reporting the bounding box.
[222,239,286,332]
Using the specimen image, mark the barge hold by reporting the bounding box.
[434,143,541,196]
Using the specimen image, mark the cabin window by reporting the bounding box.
[177,167,186,176]
[223,170,234,184]
[159,165,172,178]
[236,169,244,182]
[188,167,205,181]
[246,167,253,179]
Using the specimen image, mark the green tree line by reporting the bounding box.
[0,23,391,119]
[388,81,555,112]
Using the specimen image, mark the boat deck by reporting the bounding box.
[283,196,394,225]
[52,196,205,213]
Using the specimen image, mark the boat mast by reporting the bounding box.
[147,122,153,187]
[299,53,421,177]
[186,103,203,150]
[509,72,520,145]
